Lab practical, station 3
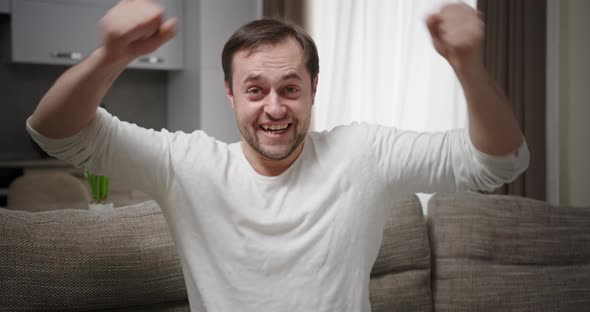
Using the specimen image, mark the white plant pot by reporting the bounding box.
[88,202,114,211]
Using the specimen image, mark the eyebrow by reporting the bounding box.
[280,72,303,81]
[243,74,262,84]
[242,72,303,84]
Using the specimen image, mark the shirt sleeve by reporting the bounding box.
[369,126,530,195]
[26,107,180,201]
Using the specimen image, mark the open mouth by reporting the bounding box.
[259,123,292,135]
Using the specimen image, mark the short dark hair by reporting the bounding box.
[221,19,319,92]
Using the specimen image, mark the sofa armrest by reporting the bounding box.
[427,192,590,311]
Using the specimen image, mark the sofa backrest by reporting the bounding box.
[0,196,433,312]
[0,200,189,312]
[369,195,433,312]
[427,192,590,312]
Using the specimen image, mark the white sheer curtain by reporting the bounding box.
[309,0,476,132]
[309,0,476,214]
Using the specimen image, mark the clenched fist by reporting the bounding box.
[426,3,484,73]
[100,0,177,63]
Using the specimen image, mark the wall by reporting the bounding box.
[168,0,261,143]
[559,0,590,206]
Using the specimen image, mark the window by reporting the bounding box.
[309,0,476,132]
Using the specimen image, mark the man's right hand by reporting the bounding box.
[99,0,177,65]
[29,0,177,139]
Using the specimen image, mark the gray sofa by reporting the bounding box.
[1,192,589,311]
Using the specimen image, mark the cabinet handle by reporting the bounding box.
[50,52,84,60]
[139,56,164,64]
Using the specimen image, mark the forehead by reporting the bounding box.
[232,37,308,83]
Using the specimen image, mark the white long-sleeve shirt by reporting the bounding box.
[27,108,529,311]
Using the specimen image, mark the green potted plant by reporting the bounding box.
[84,171,113,211]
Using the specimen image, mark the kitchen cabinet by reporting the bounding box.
[0,0,9,13]
[10,0,183,70]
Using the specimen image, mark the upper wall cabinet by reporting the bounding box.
[10,0,183,70]
[0,0,9,13]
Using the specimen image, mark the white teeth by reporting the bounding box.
[262,124,289,131]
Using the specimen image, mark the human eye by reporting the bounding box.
[283,86,300,96]
[246,86,266,101]
[247,87,262,95]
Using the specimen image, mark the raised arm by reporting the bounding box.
[426,3,524,156]
[372,4,528,196]
[29,0,176,139]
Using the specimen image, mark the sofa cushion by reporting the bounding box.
[427,192,590,312]
[369,195,432,311]
[0,200,188,312]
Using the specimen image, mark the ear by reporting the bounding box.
[311,76,319,106]
[224,80,236,109]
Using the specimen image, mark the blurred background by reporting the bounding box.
[0,0,587,208]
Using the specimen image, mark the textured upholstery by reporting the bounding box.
[0,195,432,312]
[0,200,188,312]
[3,192,589,311]
[369,195,433,312]
[7,171,91,212]
[427,192,590,312]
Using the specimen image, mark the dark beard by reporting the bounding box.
[241,126,306,161]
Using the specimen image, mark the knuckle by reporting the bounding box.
[144,2,165,19]
[99,20,116,38]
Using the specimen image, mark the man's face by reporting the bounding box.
[225,37,317,161]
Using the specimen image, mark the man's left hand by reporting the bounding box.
[426,3,485,74]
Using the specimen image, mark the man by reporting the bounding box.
[27,1,529,311]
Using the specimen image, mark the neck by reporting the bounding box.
[241,141,305,177]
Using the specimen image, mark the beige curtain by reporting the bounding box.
[478,0,547,200]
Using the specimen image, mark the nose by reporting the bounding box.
[263,90,287,120]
